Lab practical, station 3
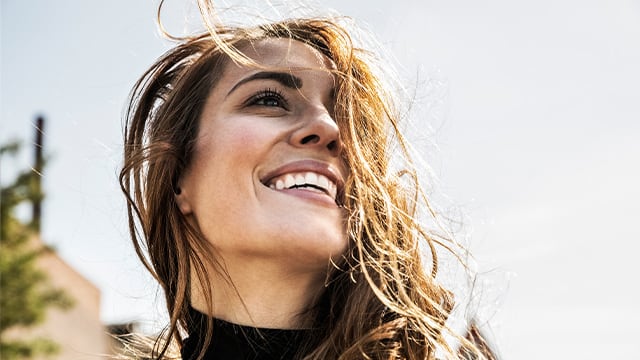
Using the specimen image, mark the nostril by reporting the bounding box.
[327,140,338,152]
[301,134,320,144]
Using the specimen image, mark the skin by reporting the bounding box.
[175,38,348,328]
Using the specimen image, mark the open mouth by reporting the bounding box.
[264,171,337,200]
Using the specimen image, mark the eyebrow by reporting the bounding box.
[226,71,303,97]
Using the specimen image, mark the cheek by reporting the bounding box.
[207,120,276,157]
[186,121,275,216]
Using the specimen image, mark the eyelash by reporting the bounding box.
[247,88,289,110]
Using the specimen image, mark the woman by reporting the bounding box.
[120,2,492,359]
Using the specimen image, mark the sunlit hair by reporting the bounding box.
[120,2,491,359]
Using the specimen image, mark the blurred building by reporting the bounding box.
[1,116,118,358]
[3,237,112,359]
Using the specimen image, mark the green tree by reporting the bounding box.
[0,141,73,359]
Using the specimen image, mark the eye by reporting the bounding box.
[248,89,288,110]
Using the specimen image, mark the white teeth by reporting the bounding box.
[267,171,338,200]
[317,174,329,190]
[284,174,295,188]
[328,182,337,200]
[305,172,318,185]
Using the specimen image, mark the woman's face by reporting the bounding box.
[176,38,348,269]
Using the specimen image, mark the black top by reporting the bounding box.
[181,309,311,360]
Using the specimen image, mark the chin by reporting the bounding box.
[277,228,348,267]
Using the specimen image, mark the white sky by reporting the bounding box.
[2,1,639,359]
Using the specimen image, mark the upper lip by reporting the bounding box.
[260,159,345,199]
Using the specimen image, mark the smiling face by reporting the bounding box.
[175,38,349,269]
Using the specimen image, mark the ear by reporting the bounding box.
[174,184,193,215]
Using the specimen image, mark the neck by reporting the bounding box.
[190,254,326,329]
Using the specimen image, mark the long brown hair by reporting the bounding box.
[120,4,490,359]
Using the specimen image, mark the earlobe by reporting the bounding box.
[174,187,193,215]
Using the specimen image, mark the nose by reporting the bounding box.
[290,108,341,156]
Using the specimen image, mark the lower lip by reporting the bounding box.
[268,186,339,207]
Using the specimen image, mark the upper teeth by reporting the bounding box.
[268,171,337,200]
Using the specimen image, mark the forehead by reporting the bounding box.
[228,37,335,75]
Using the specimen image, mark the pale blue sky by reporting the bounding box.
[2,1,639,358]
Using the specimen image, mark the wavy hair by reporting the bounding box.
[120,2,491,359]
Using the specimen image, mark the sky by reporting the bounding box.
[2,0,640,359]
